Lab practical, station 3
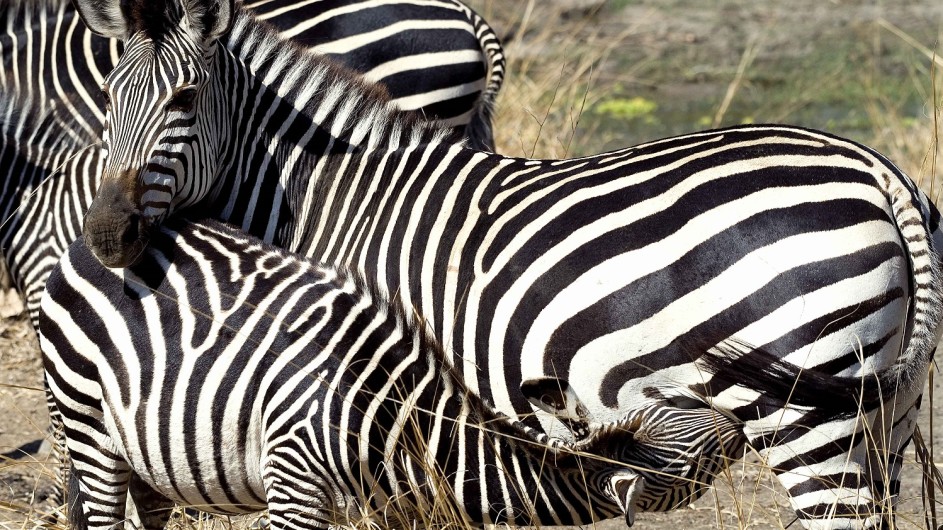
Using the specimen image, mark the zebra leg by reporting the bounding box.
[68,437,133,530]
[262,455,337,530]
[743,393,921,529]
[43,375,73,527]
[125,472,175,530]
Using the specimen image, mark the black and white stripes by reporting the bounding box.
[69,1,943,527]
[41,217,646,529]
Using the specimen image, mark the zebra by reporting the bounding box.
[72,0,943,527]
[40,215,663,529]
[42,220,926,530]
[0,88,750,529]
[0,0,504,150]
[0,0,502,521]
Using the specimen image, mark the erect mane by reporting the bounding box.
[119,0,185,40]
[224,7,462,150]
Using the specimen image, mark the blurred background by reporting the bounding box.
[467,0,943,201]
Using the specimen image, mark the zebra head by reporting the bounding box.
[75,0,234,267]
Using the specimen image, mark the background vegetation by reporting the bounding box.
[468,0,942,201]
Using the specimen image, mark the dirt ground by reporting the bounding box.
[4,0,943,528]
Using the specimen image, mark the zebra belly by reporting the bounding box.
[99,384,269,513]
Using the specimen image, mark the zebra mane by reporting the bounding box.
[224,7,462,150]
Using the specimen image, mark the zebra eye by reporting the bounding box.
[167,86,198,112]
[100,87,111,108]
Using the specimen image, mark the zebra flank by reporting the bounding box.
[41,217,645,529]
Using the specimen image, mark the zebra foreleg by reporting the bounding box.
[261,457,340,530]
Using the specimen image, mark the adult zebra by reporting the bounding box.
[0,0,503,150]
[0,0,501,521]
[75,0,943,527]
[2,88,747,529]
[41,215,714,528]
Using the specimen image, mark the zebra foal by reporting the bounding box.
[41,216,662,529]
[72,0,943,526]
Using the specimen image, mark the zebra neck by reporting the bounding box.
[453,414,617,524]
[0,94,95,239]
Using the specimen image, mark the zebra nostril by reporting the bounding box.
[122,214,140,246]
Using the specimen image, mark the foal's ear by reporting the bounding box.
[184,0,236,43]
[71,0,128,39]
[521,377,591,419]
[520,377,596,439]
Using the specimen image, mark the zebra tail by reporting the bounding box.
[459,1,505,152]
[879,168,943,394]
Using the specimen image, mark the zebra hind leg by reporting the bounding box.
[126,472,176,530]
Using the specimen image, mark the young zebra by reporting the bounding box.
[72,0,943,527]
[41,216,657,529]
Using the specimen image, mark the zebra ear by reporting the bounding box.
[71,0,128,39]
[521,377,590,418]
[603,472,646,527]
[186,0,236,42]
[520,377,595,439]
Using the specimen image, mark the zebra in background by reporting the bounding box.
[0,0,503,150]
[73,0,943,527]
[245,0,504,146]
[40,216,660,529]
